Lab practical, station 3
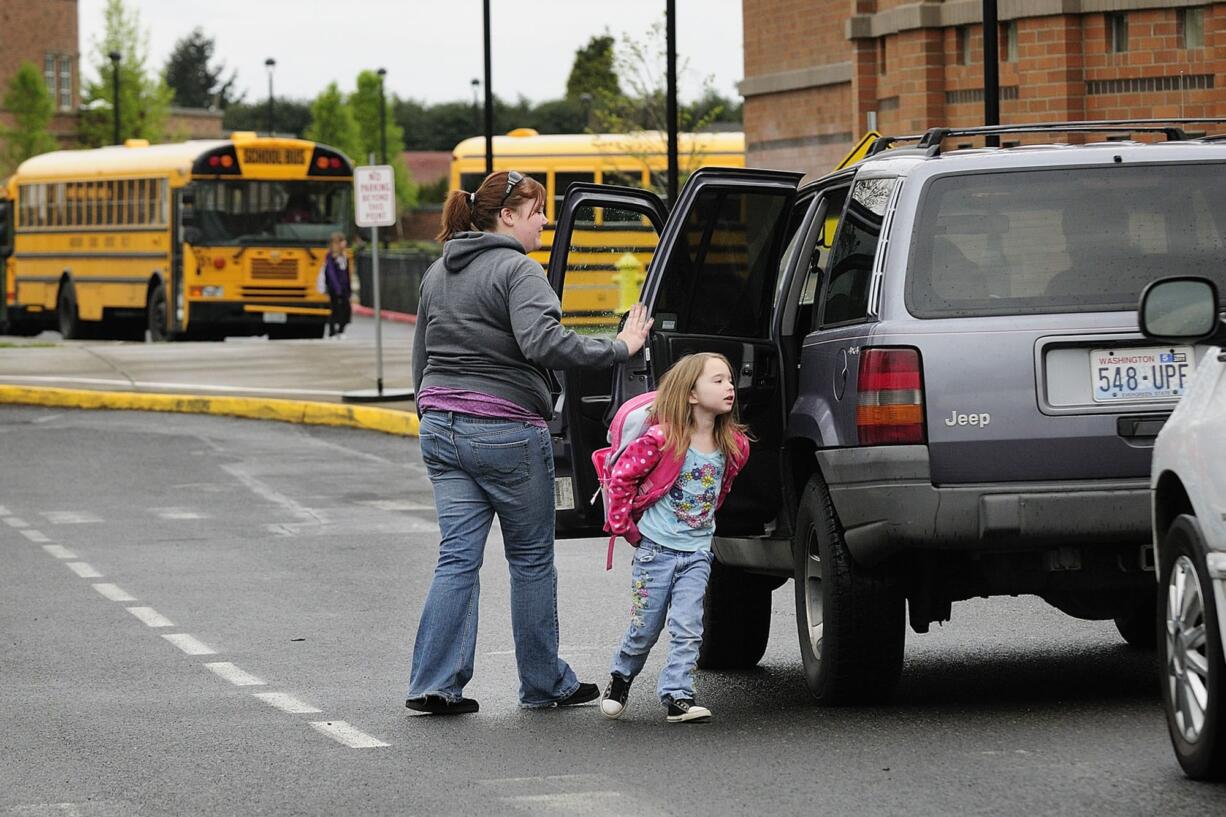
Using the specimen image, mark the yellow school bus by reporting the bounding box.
[1,133,353,340]
[450,129,744,326]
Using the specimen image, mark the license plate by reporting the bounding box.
[1090,346,1194,402]
[262,311,287,324]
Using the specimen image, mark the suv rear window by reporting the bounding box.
[907,163,1226,317]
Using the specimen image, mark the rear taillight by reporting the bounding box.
[857,347,925,445]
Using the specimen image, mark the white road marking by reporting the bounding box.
[253,692,322,714]
[31,412,64,424]
[0,505,10,515]
[308,721,389,749]
[125,606,175,628]
[162,633,216,655]
[21,529,51,542]
[203,662,265,686]
[501,792,633,814]
[65,562,102,578]
[5,516,29,528]
[40,511,103,525]
[360,499,436,512]
[149,507,207,520]
[222,464,327,526]
[0,374,346,397]
[92,583,136,602]
[42,544,77,559]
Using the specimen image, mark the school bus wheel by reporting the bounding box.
[57,280,82,340]
[146,280,170,343]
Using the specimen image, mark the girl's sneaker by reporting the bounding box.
[600,674,632,719]
[666,699,711,723]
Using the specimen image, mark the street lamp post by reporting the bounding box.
[264,57,276,135]
[483,0,493,175]
[471,78,480,134]
[108,50,121,144]
[665,0,679,204]
[376,68,388,165]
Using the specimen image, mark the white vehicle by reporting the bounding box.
[1141,276,1226,780]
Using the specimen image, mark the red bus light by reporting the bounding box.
[329,157,342,169]
[857,348,925,445]
[208,156,220,167]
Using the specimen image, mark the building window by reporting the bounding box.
[58,56,72,111]
[957,26,972,65]
[1106,13,1129,53]
[1001,20,1018,63]
[1178,7,1205,49]
[43,54,56,95]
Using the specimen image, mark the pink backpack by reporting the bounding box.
[590,390,658,569]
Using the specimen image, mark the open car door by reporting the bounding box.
[547,184,667,538]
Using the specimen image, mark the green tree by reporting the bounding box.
[1,61,60,174]
[304,82,362,161]
[78,0,172,146]
[222,98,312,137]
[164,27,240,109]
[349,71,417,209]
[565,33,620,102]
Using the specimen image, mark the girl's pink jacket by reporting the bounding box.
[604,424,751,549]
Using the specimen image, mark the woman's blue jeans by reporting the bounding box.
[407,411,580,708]
[609,539,713,704]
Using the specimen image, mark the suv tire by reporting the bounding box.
[697,560,773,670]
[1160,515,1226,780]
[1114,593,1158,649]
[793,474,905,705]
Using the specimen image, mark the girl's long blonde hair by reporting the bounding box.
[651,353,747,461]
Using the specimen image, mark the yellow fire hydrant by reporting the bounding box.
[612,252,645,314]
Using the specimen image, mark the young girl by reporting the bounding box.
[599,353,750,723]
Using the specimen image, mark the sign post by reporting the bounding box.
[344,160,413,404]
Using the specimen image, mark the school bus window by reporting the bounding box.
[460,173,483,193]
[129,179,139,225]
[600,171,647,223]
[54,183,66,227]
[555,172,595,223]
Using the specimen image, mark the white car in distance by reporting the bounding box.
[1140,275,1226,781]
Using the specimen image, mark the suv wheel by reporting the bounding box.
[792,475,905,704]
[1114,593,1158,649]
[1160,515,1226,780]
[697,560,774,670]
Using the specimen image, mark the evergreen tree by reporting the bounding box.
[565,34,620,101]
[1,61,60,174]
[349,71,416,209]
[164,27,240,109]
[304,82,361,162]
[78,0,172,146]
[222,98,311,137]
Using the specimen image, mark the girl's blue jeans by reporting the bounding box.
[407,411,580,708]
[609,538,713,704]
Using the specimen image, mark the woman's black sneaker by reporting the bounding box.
[665,699,711,723]
[600,675,632,719]
[556,682,600,707]
[405,695,479,715]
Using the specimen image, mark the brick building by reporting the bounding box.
[0,0,79,148]
[741,0,1226,173]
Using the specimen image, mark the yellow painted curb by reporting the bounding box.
[0,385,419,437]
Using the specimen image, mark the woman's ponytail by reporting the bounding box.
[437,189,475,242]
[436,171,546,242]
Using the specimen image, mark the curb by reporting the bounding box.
[351,304,416,324]
[0,385,420,437]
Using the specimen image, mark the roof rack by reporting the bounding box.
[864,119,1226,158]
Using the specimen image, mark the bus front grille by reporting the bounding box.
[241,286,308,300]
[250,258,299,281]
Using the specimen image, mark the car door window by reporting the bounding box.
[798,185,850,336]
[820,177,897,327]
[558,203,661,334]
[652,186,791,338]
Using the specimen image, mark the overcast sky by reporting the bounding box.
[77,0,745,106]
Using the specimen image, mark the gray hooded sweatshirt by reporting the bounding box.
[412,231,629,419]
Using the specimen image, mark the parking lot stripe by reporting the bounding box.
[253,692,322,714]
[0,505,10,516]
[4,516,29,528]
[21,529,51,542]
[92,583,136,602]
[65,562,102,578]
[204,662,265,687]
[40,511,103,524]
[42,544,77,559]
[126,607,175,628]
[308,721,389,749]
[162,633,216,655]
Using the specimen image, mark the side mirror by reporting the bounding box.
[1138,276,1222,343]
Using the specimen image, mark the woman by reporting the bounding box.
[407,170,652,714]
[321,232,352,337]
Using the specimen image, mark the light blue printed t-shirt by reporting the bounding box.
[636,446,726,552]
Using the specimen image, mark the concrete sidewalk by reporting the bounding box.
[0,316,419,435]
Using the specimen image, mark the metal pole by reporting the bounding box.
[665,0,679,204]
[983,0,1000,147]
[377,68,388,164]
[264,58,276,135]
[483,0,494,175]
[370,152,384,396]
[108,51,120,144]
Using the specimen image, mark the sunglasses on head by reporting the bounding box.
[499,170,525,207]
